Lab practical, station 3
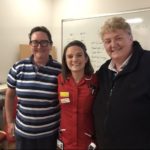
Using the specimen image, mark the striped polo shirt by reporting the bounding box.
[7,55,61,139]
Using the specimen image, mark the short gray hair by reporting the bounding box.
[100,17,132,40]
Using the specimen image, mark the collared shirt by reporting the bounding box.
[108,54,132,74]
[7,55,61,139]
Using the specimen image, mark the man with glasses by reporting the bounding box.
[5,26,61,150]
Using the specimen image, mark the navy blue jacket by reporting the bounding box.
[93,41,150,149]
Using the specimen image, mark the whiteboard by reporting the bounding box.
[61,8,150,71]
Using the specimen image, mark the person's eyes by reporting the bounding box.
[67,55,73,59]
[30,40,38,46]
[76,54,83,57]
[66,53,83,59]
[116,37,123,41]
[103,40,111,45]
[30,40,50,47]
[32,40,38,44]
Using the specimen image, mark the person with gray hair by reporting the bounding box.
[93,17,150,149]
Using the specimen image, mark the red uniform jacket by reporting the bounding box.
[58,73,97,150]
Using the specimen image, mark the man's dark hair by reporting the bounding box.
[29,26,53,44]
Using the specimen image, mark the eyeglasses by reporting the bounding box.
[30,40,50,47]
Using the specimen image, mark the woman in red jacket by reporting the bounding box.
[58,40,97,150]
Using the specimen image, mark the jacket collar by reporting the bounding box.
[121,41,144,74]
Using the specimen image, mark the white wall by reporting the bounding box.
[0,0,52,82]
[1,0,150,82]
[51,0,150,62]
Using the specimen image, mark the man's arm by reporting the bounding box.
[5,87,16,135]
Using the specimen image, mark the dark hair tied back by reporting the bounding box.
[62,40,94,80]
